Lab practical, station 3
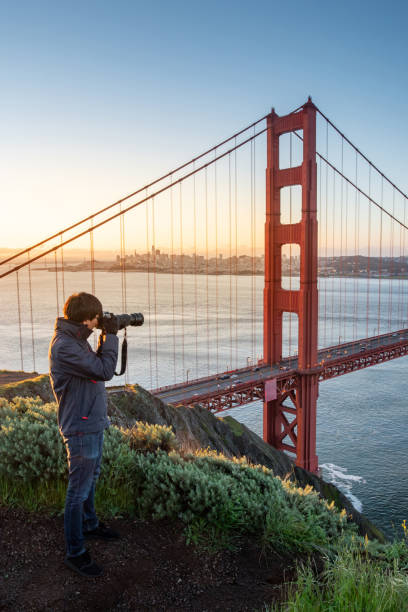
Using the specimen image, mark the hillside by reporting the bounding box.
[2,372,406,611]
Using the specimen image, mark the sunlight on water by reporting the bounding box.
[1,271,407,537]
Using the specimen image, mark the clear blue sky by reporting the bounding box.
[1,0,407,247]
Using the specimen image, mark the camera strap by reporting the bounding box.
[115,329,128,376]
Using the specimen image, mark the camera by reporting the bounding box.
[98,312,144,330]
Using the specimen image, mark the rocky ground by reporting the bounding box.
[0,506,305,612]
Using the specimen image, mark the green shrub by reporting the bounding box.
[122,422,178,453]
[0,398,66,481]
[129,449,351,551]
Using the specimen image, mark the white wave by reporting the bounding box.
[319,462,366,513]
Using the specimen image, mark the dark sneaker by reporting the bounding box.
[64,550,103,577]
[84,521,120,541]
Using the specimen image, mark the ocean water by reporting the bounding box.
[1,269,407,538]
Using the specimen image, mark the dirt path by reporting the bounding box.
[0,506,300,611]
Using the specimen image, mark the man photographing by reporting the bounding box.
[49,292,120,578]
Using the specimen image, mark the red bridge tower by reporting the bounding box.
[263,98,319,472]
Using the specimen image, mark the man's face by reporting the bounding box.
[82,315,99,330]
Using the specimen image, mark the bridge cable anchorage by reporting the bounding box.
[16,270,24,371]
[170,177,176,382]
[27,250,36,371]
[0,128,267,280]
[0,115,271,269]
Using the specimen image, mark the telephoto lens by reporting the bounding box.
[99,312,144,331]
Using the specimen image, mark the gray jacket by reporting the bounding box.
[49,318,119,436]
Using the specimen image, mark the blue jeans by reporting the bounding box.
[62,431,104,557]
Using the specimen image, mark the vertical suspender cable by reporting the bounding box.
[60,234,66,304]
[353,152,358,341]
[344,180,348,341]
[119,207,128,378]
[253,130,257,362]
[179,183,185,379]
[389,189,395,331]
[318,155,322,349]
[324,123,329,347]
[339,140,344,344]
[152,197,158,388]
[250,136,255,363]
[398,200,405,329]
[404,198,407,328]
[214,152,219,372]
[205,167,210,374]
[146,196,153,388]
[378,179,383,335]
[366,166,372,338]
[90,221,97,349]
[170,180,176,382]
[90,220,96,296]
[229,153,233,370]
[331,168,335,345]
[27,250,36,372]
[289,133,293,360]
[54,250,59,317]
[193,166,199,378]
[234,142,238,368]
[16,271,24,371]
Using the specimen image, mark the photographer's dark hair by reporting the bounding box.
[63,292,103,323]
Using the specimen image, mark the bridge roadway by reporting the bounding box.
[150,329,408,412]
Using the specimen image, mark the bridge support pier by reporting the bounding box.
[263,98,319,472]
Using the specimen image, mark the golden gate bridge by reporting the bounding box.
[1,98,408,472]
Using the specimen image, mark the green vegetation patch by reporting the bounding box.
[222,415,244,437]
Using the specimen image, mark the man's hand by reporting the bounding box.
[103,315,119,335]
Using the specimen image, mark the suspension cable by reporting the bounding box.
[315,105,408,204]
[1,128,268,279]
[1,116,270,268]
